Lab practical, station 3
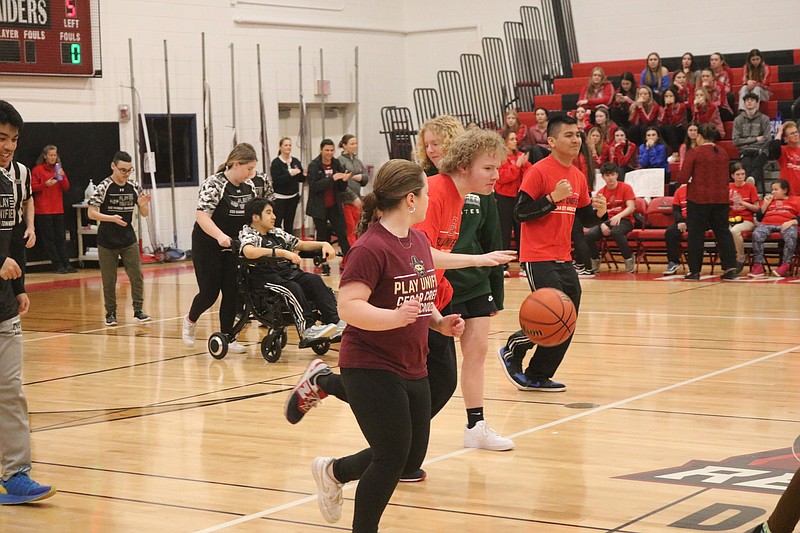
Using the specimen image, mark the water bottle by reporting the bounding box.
[732,190,742,210]
[84,179,96,202]
[54,163,63,182]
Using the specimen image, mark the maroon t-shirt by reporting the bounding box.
[323,163,335,208]
[338,223,437,379]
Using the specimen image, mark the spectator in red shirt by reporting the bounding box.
[592,105,617,144]
[700,67,734,122]
[603,128,639,177]
[586,127,605,168]
[659,87,688,154]
[678,122,700,170]
[676,123,737,279]
[769,121,800,197]
[30,145,75,273]
[527,107,551,163]
[749,179,800,278]
[710,52,735,94]
[628,86,661,146]
[584,162,637,273]
[692,87,725,139]
[577,67,614,111]
[739,48,772,111]
[496,130,530,264]
[499,109,529,152]
[727,162,760,273]
[672,71,695,108]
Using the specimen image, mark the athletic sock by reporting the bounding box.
[466,407,484,429]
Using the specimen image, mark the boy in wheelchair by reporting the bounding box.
[239,197,345,343]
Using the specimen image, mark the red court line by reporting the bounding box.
[25,264,195,292]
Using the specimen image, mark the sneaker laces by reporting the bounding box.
[300,386,325,412]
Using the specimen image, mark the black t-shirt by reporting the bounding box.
[194,172,255,242]
[0,166,23,321]
[250,171,275,200]
[237,224,301,286]
[88,176,143,249]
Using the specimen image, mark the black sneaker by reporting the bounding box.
[684,272,700,280]
[720,268,738,280]
[398,469,427,482]
[750,523,767,533]
[133,310,151,322]
[497,347,529,391]
[105,312,117,326]
[64,263,77,273]
[524,378,566,392]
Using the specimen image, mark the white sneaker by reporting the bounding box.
[312,457,343,523]
[182,315,196,347]
[591,258,601,273]
[303,323,337,341]
[228,341,247,353]
[624,257,636,274]
[463,421,515,451]
[332,320,346,338]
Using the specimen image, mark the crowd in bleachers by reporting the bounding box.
[492,48,800,279]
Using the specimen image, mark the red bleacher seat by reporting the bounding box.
[518,112,536,128]
[600,197,647,270]
[534,94,563,111]
[718,140,740,160]
[733,82,794,101]
[723,121,733,140]
[554,77,589,94]
[635,196,675,270]
[572,59,643,78]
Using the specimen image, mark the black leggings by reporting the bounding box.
[333,368,431,533]
[496,194,520,252]
[314,206,351,256]
[273,196,300,234]
[188,230,239,335]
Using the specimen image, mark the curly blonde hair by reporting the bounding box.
[414,115,464,172]
[438,129,507,175]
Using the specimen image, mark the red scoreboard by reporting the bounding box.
[0,0,99,76]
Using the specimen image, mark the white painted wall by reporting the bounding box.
[4,0,800,250]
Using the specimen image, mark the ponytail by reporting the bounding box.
[356,192,379,237]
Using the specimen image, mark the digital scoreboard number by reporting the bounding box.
[0,0,97,76]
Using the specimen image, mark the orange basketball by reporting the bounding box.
[519,288,577,347]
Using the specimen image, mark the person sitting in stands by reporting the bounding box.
[603,128,639,177]
[678,123,700,170]
[671,71,695,108]
[733,91,771,194]
[692,87,725,139]
[727,162,760,274]
[748,179,800,279]
[499,109,529,152]
[586,162,637,274]
[638,127,671,187]
[628,86,661,146]
[738,48,772,112]
[662,183,688,275]
[674,52,702,86]
[659,87,688,155]
[526,107,551,163]
[592,105,618,145]
[768,121,800,196]
[610,72,637,128]
[640,52,670,104]
[586,127,605,169]
[577,67,614,111]
[700,67,734,122]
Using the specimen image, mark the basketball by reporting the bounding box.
[519,288,577,347]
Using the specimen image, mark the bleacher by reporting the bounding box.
[519,48,800,163]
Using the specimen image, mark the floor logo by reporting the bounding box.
[619,445,800,495]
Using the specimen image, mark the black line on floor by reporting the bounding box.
[604,488,710,532]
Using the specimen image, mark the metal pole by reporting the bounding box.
[320,48,325,139]
[355,46,359,142]
[128,38,142,246]
[164,40,178,248]
[231,43,237,147]
[298,46,308,238]
[201,32,208,177]
[257,43,269,173]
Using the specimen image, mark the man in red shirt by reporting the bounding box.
[498,115,607,391]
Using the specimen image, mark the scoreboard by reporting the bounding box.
[0,0,99,76]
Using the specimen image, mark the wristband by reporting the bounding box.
[272,247,277,257]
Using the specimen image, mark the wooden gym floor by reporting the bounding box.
[2,260,799,532]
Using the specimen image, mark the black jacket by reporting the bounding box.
[305,155,348,219]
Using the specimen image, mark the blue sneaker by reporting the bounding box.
[0,472,56,504]
[497,347,529,391]
[524,378,566,392]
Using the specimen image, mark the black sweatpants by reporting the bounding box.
[333,368,431,533]
[260,270,338,331]
[585,219,634,260]
[188,230,239,335]
[496,193,520,252]
[314,206,350,256]
[505,261,581,381]
[36,213,70,267]
[273,196,300,235]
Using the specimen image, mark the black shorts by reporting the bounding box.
[450,294,498,320]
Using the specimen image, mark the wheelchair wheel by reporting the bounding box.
[261,333,282,363]
[311,340,330,356]
[280,330,288,348]
[208,332,228,359]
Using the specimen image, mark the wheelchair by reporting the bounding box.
[207,244,337,362]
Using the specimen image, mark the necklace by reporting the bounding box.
[380,219,412,249]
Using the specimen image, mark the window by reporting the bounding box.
[139,114,199,187]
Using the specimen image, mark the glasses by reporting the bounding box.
[116,166,134,175]
[786,130,800,136]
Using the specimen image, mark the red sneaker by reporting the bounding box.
[285,359,332,424]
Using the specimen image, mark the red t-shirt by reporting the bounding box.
[338,223,436,379]
[728,182,759,222]
[599,181,635,223]
[323,163,335,208]
[519,155,591,262]
[412,174,463,310]
[673,185,688,219]
[777,145,800,197]
[762,197,800,226]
